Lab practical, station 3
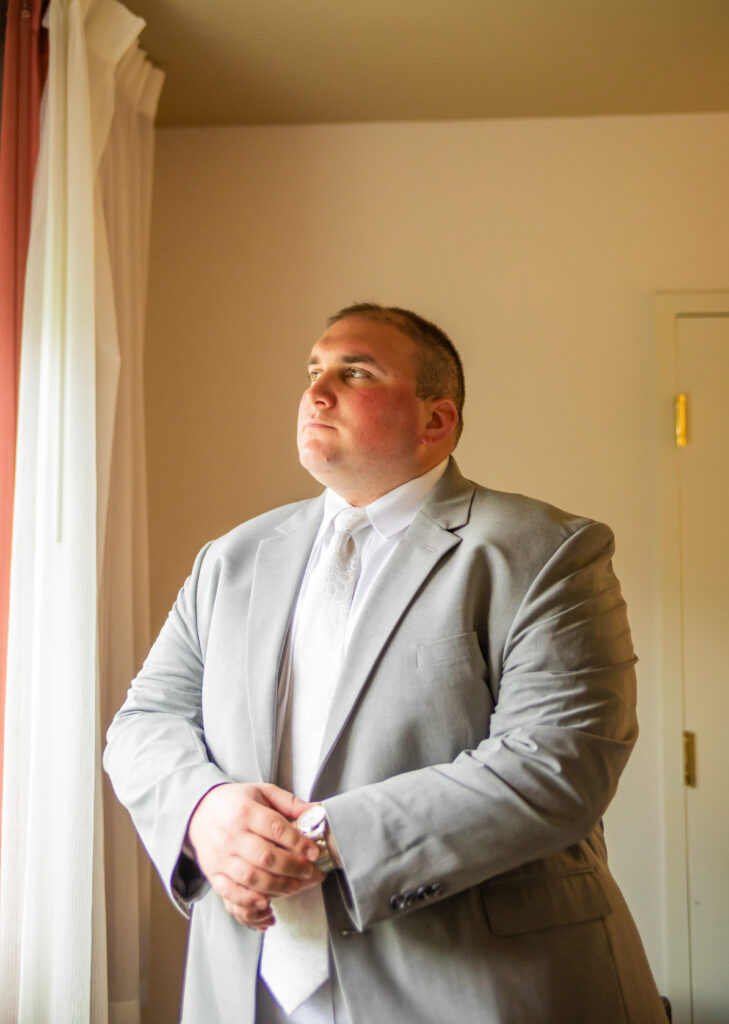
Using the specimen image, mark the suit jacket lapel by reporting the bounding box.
[312,460,475,793]
[246,496,324,781]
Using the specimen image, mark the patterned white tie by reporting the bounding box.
[260,507,369,1015]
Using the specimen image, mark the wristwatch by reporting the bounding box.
[296,805,337,873]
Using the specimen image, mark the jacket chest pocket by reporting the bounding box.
[416,630,486,671]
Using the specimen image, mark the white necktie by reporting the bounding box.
[260,507,369,1015]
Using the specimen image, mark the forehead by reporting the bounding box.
[308,316,416,371]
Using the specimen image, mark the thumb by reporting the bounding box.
[258,783,310,820]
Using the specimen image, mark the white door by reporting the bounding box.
[676,314,729,1024]
[656,294,729,1024]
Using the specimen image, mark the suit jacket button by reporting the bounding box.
[403,889,417,908]
[389,894,404,911]
[416,886,428,901]
[426,882,445,898]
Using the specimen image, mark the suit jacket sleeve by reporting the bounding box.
[103,542,233,913]
[323,518,638,931]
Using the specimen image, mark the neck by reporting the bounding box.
[320,455,451,507]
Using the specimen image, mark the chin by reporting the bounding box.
[299,449,336,477]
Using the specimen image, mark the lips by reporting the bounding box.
[302,419,335,430]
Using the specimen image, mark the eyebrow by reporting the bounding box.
[307,353,387,373]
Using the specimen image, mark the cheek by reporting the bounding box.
[355,394,420,441]
[352,395,391,432]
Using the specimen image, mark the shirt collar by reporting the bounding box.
[321,457,449,540]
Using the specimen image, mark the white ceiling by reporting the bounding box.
[129,0,729,127]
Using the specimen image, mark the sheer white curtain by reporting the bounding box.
[98,35,163,1024]
[0,1,162,1021]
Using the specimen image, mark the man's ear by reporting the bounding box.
[421,399,459,445]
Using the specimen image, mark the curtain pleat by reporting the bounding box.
[98,40,163,1024]
[0,1,162,1020]
[0,0,47,860]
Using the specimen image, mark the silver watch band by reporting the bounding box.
[296,806,337,873]
[311,841,337,873]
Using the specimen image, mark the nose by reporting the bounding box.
[306,372,335,406]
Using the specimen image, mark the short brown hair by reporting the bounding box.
[327,303,465,442]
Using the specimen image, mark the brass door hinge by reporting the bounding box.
[683,730,697,787]
[675,394,688,447]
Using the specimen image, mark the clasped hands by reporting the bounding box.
[186,782,333,931]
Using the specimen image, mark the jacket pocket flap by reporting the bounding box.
[482,869,610,936]
[416,631,482,668]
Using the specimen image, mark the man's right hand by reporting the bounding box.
[186,782,324,931]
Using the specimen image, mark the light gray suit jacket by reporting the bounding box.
[104,460,666,1023]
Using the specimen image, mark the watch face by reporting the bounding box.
[298,805,327,836]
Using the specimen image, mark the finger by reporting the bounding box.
[212,852,319,900]
[220,859,310,898]
[212,865,302,906]
[237,830,320,883]
[258,783,314,821]
[213,874,276,918]
[211,872,267,905]
[244,801,320,864]
[222,896,275,930]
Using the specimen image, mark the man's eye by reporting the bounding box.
[346,367,369,379]
[308,369,322,381]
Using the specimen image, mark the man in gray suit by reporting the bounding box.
[105,304,667,1023]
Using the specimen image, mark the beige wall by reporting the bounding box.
[140,112,729,1018]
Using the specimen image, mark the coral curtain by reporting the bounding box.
[0,0,162,1020]
[0,0,47,856]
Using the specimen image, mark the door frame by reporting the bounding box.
[654,290,729,1023]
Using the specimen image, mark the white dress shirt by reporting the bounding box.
[268,458,448,1023]
[274,456,449,789]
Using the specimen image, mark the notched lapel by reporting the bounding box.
[313,466,475,793]
[246,497,324,781]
